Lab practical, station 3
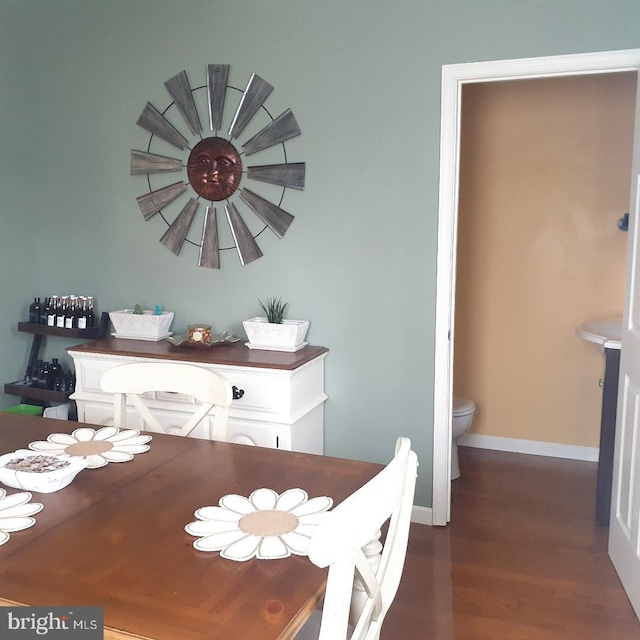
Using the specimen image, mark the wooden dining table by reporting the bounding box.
[0,413,383,640]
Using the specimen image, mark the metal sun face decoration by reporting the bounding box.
[131,65,305,268]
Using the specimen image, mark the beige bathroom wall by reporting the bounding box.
[454,73,636,448]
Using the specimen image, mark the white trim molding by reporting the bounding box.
[458,434,599,463]
[434,49,640,527]
[411,505,433,526]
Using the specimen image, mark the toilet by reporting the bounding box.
[451,395,475,480]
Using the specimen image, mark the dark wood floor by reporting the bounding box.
[382,446,640,639]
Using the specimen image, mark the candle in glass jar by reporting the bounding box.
[188,324,212,343]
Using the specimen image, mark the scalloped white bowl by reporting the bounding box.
[0,450,88,493]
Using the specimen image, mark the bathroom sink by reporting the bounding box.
[576,317,622,350]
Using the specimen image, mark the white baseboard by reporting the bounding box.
[411,505,432,525]
[458,433,599,462]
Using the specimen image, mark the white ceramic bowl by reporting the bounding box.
[0,450,88,493]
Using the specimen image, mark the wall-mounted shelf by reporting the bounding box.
[4,312,109,407]
[3,381,73,404]
[16,321,107,340]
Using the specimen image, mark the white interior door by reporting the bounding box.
[608,70,640,619]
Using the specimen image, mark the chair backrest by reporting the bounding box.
[100,362,233,441]
[307,437,418,640]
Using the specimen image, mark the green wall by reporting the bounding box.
[1,0,640,509]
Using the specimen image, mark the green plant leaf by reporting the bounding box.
[258,296,288,324]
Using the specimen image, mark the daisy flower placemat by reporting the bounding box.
[185,487,332,561]
[0,488,43,546]
[28,427,152,469]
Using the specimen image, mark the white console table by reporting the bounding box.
[67,338,328,454]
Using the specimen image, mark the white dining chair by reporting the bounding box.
[296,437,418,640]
[100,362,233,441]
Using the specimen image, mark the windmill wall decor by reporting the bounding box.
[130,65,305,268]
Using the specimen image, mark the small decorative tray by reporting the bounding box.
[166,331,241,348]
[0,450,89,493]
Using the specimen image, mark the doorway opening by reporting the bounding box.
[433,50,640,527]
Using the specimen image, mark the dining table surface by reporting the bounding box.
[0,413,383,640]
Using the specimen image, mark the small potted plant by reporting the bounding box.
[243,297,309,351]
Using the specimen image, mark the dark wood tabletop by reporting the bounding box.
[0,414,381,640]
[67,338,329,371]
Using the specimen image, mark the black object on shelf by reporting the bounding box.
[4,311,109,408]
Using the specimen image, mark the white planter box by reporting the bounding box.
[109,309,174,340]
[243,317,309,351]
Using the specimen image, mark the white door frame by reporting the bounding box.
[433,49,640,526]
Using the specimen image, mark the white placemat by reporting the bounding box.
[0,488,43,546]
[28,427,152,469]
[185,487,333,561]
